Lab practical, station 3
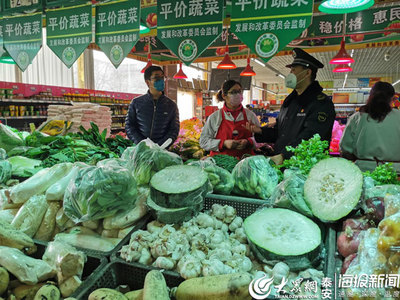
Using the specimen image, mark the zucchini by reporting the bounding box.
[304,158,363,222]
[146,196,203,224]
[150,165,210,208]
[244,208,321,270]
[143,270,169,300]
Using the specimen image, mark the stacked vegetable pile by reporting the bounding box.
[170,117,205,160]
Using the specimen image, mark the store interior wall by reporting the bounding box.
[177,90,195,122]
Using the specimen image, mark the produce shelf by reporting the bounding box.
[111,115,126,118]
[111,127,125,131]
[72,261,184,299]
[0,99,72,105]
[100,103,130,107]
[0,116,48,119]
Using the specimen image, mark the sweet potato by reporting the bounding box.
[337,230,362,257]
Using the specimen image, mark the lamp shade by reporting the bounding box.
[0,50,16,64]
[332,64,353,72]
[330,39,355,64]
[319,0,374,14]
[173,63,188,79]
[141,53,152,73]
[217,46,236,69]
[240,57,256,76]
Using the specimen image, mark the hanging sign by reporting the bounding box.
[46,4,92,68]
[231,0,314,63]
[2,0,43,15]
[0,19,5,57]
[3,12,42,71]
[157,0,224,66]
[95,0,140,68]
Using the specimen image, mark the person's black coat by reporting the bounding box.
[256,81,335,158]
[125,91,180,146]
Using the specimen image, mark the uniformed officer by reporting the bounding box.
[246,48,336,165]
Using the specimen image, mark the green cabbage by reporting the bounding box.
[0,124,24,153]
[7,156,43,178]
[0,160,12,184]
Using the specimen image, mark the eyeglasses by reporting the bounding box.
[228,90,242,95]
[150,76,165,81]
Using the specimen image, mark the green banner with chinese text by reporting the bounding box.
[231,0,314,62]
[0,19,4,57]
[95,0,140,68]
[3,12,42,71]
[157,0,224,66]
[46,4,92,68]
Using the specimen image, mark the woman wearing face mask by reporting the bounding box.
[200,80,260,158]
[246,48,335,165]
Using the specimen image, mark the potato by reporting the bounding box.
[33,284,60,300]
[88,288,128,300]
[59,276,81,298]
[0,267,9,295]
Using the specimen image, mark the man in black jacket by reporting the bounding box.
[247,48,335,165]
[125,66,180,146]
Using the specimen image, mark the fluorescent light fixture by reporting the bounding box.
[319,0,374,14]
[393,79,400,86]
[277,74,285,79]
[342,73,348,89]
[252,58,266,67]
[140,24,150,34]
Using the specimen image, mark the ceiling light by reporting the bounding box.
[240,55,256,77]
[217,45,236,69]
[0,50,16,64]
[141,53,152,73]
[173,62,188,79]
[332,64,353,72]
[319,0,374,14]
[393,79,400,86]
[252,58,266,67]
[277,74,285,79]
[330,39,355,64]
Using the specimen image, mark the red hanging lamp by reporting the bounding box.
[332,64,353,72]
[330,38,354,64]
[173,62,188,79]
[217,45,236,69]
[240,51,256,76]
[141,52,152,73]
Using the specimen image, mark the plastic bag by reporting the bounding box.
[188,158,235,195]
[46,165,81,201]
[43,241,86,283]
[128,139,182,185]
[0,246,55,284]
[63,160,138,222]
[232,156,279,199]
[121,146,136,160]
[0,124,24,153]
[0,159,12,184]
[271,170,313,217]
[0,148,6,160]
[7,156,42,178]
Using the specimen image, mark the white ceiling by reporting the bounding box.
[215,45,400,91]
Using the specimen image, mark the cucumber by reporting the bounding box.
[244,208,321,269]
[150,165,210,208]
[304,158,363,222]
[146,196,203,224]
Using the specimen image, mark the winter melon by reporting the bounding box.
[150,165,210,208]
[244,208,322,270]
[304,158,363,222]
[146,196,203,224]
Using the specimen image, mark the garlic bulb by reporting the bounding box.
[273,262,290,285]
[211,204,225,220]
[223,206,237,224]
[196,213,215,228]
[138,248,152,265]
[229,216,243,232]
[202,259,226,276]
[153,256,175,270]
[177,255,202,279]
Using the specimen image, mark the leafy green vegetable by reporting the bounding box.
[363,163,399,185]
[0,149,6,160]
[63,161,138,222]
[212,154,239,173]
[7,156,43,177]
[0,160,12,183]
[281,134,330,175]
[0,124,24,153]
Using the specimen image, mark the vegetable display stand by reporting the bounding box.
[72,261,184,299]
[204,193,269,214]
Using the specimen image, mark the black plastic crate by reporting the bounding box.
[72,261,184,299]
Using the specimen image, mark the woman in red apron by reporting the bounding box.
[200,80,260,159]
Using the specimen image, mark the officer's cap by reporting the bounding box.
[285,48,324,69]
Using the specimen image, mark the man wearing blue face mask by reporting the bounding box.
[246,48,335,165]
[125,66,180,146]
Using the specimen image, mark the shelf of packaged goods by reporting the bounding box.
[0,116,48,120]
[334,103,364,106]
[100,103,130,107]
[111,115,126,118]
[0,99,72,105]
[110,127,125,131]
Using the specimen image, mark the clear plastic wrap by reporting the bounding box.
[45,165,81,201]
[0,148,6,160]
[0,159,12,184]
[270,170,312,217]
[0,124,24,153]
[63,160,138,222]
[232,155,278,199]
[0,246,55,284]
[188,158,235,195]
[121,146,136,160]
[128,139,182,185]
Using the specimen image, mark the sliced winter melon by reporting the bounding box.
[146,196,203,224]
[150,165,210,208]
[304,158,363,222]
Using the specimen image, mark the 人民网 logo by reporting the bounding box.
[255,33,279,58]
[178,39,197,62]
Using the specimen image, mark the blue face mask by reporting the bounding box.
[154,79,165,92]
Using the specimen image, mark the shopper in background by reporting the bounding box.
[200,80,260,158]
[340,81,400,173]
[125,66,180,146]
[246,48,335,165]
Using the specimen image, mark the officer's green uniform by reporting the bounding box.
[255,48,336,158]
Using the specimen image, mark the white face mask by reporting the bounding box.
[285,69,308,89]
[229,94,243,106]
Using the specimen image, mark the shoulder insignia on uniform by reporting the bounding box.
[317,112,327,122]
[317,94,325,101]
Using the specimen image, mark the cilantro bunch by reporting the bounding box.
[281,134,330,175]
[363,163,399,185]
